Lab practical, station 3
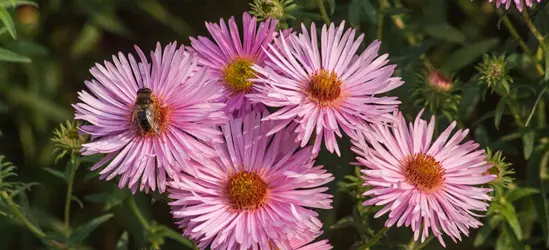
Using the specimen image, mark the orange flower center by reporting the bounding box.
[306,69,342,106]
[225,171,268,211]
[403,153,445,192]
[223,58,255,93]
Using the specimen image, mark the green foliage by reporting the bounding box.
[0,0,549,249]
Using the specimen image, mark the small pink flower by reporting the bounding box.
[74,42,227,193]
[168,111,333,249]
[249,22,403,156]
[351,110,496,247]
[489,0,541,11]
[191,12,279,115]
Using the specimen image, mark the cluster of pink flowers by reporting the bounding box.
[74,11,498,250]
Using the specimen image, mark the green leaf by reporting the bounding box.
[70,23,101,58]
[348,0,361,27]
[506,187,540,202]
[91,12,131,37]
[327,0,335,14]
[85,189,129,210]
[381,7,411,16]
[501,201,523,240]
[545,47,549,81]
[441,38,499,72]
[158,225,195,248]
[116,231,129,250]
[42,168,66,182]
[4,87,70,121]
[69,213,114,243]
[359,0,378,24]
[330,216,355,230]
[474,216,502,247]
[0,7,15,39]
[424,23,466,43]
[525,86,548,127]
[0,0,37,8]
[494,98,505,130]
[137,0,194,36]
[0,47,31,63]
[522,131,535,159]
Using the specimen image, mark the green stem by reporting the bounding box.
[359,227,389,250]
[64,153,80,236]
[128,197,150,230]
[1,191,46,238]
[377,0,389,40]
[522,9,548,52]
[498,10,544,76]
[315,0,330,25]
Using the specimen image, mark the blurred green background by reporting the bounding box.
[1,0,549,249]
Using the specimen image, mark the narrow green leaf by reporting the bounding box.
[69,213,114,243]
[474,216,502,247]
[5,87,70,120]
[501,201,523,240]
[0,47,30,63]
[381,7,411,16]
[0,0,37,8]
[544,45,549,81]
[42,168,66,181]
[522,131,535,159]
[330,216,355,230]
[72,196,84,209]
[506,187,540,202]
[10,182,39,197]
[441,38,499,72]
[70,23,101,58]
[137,0,194,36]
[91,12,131,37]
[425,23,466,43]
[85,189,129,210]
[0,7,15,39]
[525,86,548,127]
[327,0,335,14]
[494,98,506,130]
[158,225,195,248]
[359,0,378,24]
[116,231,129,250]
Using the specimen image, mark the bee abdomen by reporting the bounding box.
[137,110,152,132]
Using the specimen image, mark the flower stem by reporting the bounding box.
[498,10,544,76]
[359,227,389,250]
[1,191,46,238]
[128,197,150,230]
[377,0,390,40]
[522,9,548,52]
[64,153,80,237]
[316,0,330,25]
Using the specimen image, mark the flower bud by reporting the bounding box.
[51,120,88,162]
[476,54,513,96]
[411,69,461,120]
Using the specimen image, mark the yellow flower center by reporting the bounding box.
[225,171,268,211]
[403,153,445,192]
[223,58,256,93]
[306,69,342,106]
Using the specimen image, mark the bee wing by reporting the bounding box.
[145,109,160,134]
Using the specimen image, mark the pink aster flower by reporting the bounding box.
[489,0,541,11]
[167,111,333,249]
[248,21,403,156]
[351,110,496,247]
[74,42,227,193]
[289,230,333,250]
[190,12,278,115]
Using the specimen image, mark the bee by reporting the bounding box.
[131,88,160,135]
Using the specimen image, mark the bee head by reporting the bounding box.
[137,88,152,94]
